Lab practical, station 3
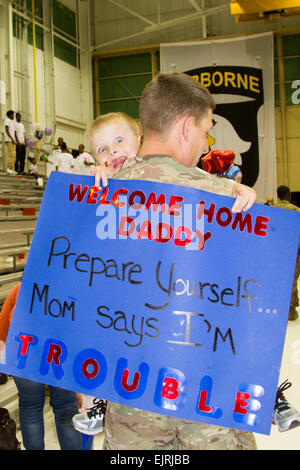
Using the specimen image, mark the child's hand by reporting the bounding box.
[90,164,109,189]
[231,183,256,213]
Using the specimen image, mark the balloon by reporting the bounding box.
[27,139,35,147]
[44,127,52,136]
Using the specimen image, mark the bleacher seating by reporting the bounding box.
[0,171,46,306]
[0,170,47,442]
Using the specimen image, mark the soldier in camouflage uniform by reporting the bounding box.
[91,72,257,450]
[276,186,300,321]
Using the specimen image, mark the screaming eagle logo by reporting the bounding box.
[186,66,264,187]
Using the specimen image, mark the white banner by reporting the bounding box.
[160,32,276,201]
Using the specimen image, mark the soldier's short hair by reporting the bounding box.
[89,112,140,138]
[139,72,215,135]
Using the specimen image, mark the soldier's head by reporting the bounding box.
[139,72,215,167]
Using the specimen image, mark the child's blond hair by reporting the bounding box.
[88,112,140,140]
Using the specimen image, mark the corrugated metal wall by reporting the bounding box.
[92,0,300,51]
[91,1,300,194]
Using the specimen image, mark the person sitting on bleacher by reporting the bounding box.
[0,283,82,450]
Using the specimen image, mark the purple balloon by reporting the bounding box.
[44,127,52,136]
[27,139,35,148]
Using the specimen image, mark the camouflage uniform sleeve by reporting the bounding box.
[277,200,300,211]
[115,155,235,197]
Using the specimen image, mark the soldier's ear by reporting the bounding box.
[182,116,194,142]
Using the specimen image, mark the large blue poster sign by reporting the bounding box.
[1,172,299,435]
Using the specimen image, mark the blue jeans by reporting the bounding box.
[13,377,82,450]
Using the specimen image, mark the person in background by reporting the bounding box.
[276,185,299,321]
[47,137,64,178]
[28,156,38,179]
[14,112,27,175]
[71,149,81,175]
[53,136,64,150]
[0,283,82,450]
[54,142,74,174]
[77,144,95,175]
[4,110,17,175]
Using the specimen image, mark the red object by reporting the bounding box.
[0,283,21,343]
[19,253,25,260]
[23,208,36,216]
[201,149,235,174]
[0,199,11,205]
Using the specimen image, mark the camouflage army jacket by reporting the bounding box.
[115,154,235,197]
[277,199,300,211]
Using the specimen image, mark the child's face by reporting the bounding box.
[90,118,140,174]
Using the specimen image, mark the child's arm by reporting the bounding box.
[231,183,256,213]
[91,164,256,213]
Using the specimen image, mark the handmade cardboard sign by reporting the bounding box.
[1,172,299,435]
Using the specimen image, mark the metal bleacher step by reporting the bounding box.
[0,271,24,286]
[0,216,37,223]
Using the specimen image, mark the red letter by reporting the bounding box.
[234,392,250,415]
[121,369,141,392]
[161,377,179,400]
[232,213,252,233]
[174,226,193,247]
[47,344,62,366]
[254,216,269,237]
[82,358,99,379]
[69,184,89,202]
[198,390,213,413]
[87,186,99,204]
[128,190,146,210]
[137,220,153,240]
[168,195,184,216]
[144,193,166,213]
[19,334,34,356]
[99,187,110,205]
[155,222,173,243]
[195,230,212,250]
[216,207,232,227]
[112,188,128,207]
[118,216,136,237]
[197,201,215,223]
